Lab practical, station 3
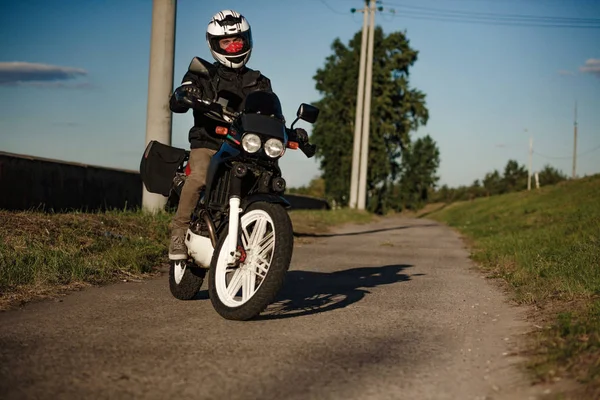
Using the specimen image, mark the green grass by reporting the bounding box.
[0,207,375,309]
[0,209,172,309]
[428,174,600,398]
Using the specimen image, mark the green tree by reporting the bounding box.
[432,184,452,203]
[286,177,326,198]
[393,135,440,210]
[483,170,504,196]
[467,179,485,200]
[538,164,567,186]
[311,27,429,210]
[502,159,528,192]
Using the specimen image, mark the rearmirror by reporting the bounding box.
[188,57,214,79]
[296,103,319,124]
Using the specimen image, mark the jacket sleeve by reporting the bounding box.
[256,74,273,93]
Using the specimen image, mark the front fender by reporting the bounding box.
[241,194,291,212]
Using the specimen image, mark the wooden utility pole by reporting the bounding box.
[357,0,377,210]
[142,0,177,213]
[572,101,578,179]
[349,2,370,209]
[528,137,533,191]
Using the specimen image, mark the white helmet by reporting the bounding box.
[206,10,253,69]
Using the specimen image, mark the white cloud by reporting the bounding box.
[579,58,600,78]
[0,62,88,86]
[3,81,93,89]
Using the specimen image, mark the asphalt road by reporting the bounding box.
[0,216,556,399]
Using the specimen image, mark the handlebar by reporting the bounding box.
[183,94,316,158]
[188,97,240,122]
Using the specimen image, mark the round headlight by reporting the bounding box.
[264,138,285,158]
[242,133,261,153]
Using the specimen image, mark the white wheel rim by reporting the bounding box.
[173,261,186,284]
[215,209,275,308]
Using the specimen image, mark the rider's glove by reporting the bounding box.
[174,84,202,104]
[170,84,203,113]
[293,128,309,144]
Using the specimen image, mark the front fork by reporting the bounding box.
[226,196,242,265]
[226,164,247,265]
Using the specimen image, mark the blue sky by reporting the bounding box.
[1,0,599,189]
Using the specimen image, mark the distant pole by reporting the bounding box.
[349,3,370,209]
[357,0,376,210]
[528,137,533,191]
[142,0,177,213]
[535,172,540,189]
[572,100,578,179]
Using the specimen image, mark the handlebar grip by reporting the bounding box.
[174,90,197,109]
[301,143,317,158]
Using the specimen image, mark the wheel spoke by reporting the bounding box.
[225,266,237,275]
[241,225,251,249]
[242,269,256,302]
[227,269,244,298]
[257,231,274,251]
[257,235,275,259]
[253,261,269,278]
[249,217,268,247]
[246,221,259,248]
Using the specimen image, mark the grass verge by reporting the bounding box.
[0,207,374,310]
[0,209,172,310]
[428,174,600,398]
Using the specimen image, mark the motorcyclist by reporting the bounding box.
[167,9,308,260]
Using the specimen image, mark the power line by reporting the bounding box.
[578,145,600,157]
[533,144,600,159]
[379,2,600,28]
[533,151,572,160]
[380,11,600,28]
[317,0,352,15]
[382,2,600,23]
[307,0,600,28]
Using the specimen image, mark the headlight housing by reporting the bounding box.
[264,138,285,158]
[242,133,261,153]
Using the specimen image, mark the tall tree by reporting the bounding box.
[503,159,528,192]
[311,27,429,210]
[393,135,440,211]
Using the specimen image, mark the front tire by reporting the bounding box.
[208,202,293,320]
[169,260,206,300]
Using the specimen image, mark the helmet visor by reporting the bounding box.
[208,31,252,57]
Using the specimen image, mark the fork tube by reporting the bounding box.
[226,196,241,265]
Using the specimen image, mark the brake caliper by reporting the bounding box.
[237,245,247,263]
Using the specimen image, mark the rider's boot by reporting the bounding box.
[169,230,188,260]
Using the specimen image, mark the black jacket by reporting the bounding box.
[170,57,273,151]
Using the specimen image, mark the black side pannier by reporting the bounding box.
[140,140,188,197]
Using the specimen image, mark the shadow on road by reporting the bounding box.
[252,264,416,321]
[293,224,437,238]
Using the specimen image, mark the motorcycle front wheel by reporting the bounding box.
[208,201,293,321]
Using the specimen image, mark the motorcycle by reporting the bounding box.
[140,58,319,321]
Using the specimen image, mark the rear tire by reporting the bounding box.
[208,202,293,320]
[169,260,206,300]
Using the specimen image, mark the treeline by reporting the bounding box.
[429,160,568,203]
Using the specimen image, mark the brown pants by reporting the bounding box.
[170,147,217,236]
